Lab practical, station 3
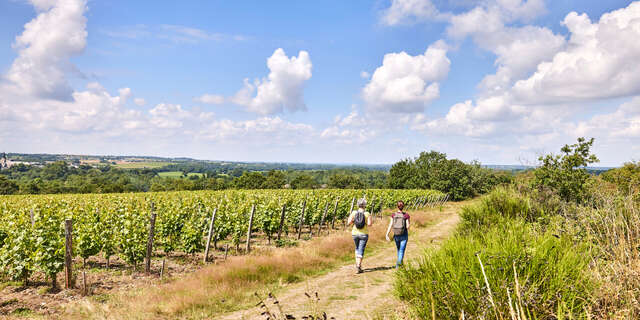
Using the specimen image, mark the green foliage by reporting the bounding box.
[533,137,599,203]
[0,223,35,284]
[388,151,510,200]
[291,174,316,189]
[397,189,596,319]
[234,172,267,189]
[0,175,19,195]
[328,174,365,189]
[396,219,595,319]
[76,209,102,266]
[33,213,65,287]
[263,170,287,189]
[601,161,640,195]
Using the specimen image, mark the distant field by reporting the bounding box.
[158,171,204,178]
[114,161,171,169]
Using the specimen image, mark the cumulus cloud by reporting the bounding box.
[362,40,450,113]
[231,48,313,115]
[5,0,87,101]
[0,0,319,157]
[513,2,640,104]
[381,0,443,26]
[320,109,379,144]
[194,94,225,105]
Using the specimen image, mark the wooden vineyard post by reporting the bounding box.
[64,219,73,289]
[224,244,229,261]
[297,199,307,240]
[203,207,218,263]
[160,259,166,279]
[344,197,355,230]
[145,203,157,275]
[369,197,376,223]
[318,201,329,234]
[245,204,256,253]
[30,209,34,226]
[277,203,287,240]
[330,198,339,229]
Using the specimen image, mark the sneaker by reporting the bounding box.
[357,266,363,274]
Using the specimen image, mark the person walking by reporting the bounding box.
[386,200,410,268]
[347,198,372,274]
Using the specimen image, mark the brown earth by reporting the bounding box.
[217,201,467,320]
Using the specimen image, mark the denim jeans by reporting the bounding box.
[394,233,408,267]
[352,234,369,258]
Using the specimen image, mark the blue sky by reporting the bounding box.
[0,0,639,166]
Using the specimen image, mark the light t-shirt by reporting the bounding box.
[350,209,371,235]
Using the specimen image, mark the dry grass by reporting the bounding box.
[62,209,437,320]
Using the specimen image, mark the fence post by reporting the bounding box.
[30,209,35,226]
[203,207,218,263]
[330,198,339,229]
[145,203,157,275]
[64,219,74,289]
[246,204,256,253]
[277,203,286,240]
[344,196,355,229]
[318,201,329,234]
[297,199,307,240]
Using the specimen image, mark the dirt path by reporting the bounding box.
[218,201,467,320]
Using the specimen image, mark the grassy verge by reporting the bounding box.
[396,188,597,319]
[63,208,441,319]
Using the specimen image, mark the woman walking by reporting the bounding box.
[386,200,410,268]
[347,198,372,274]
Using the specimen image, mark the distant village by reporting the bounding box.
[0,153,38,170]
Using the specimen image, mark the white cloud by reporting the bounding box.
[320,110,379,144]
[231,48,313,115]
[134,98,146,106]
[362,40,450,113]
[194,94,225,105]
[5,0,87,101]
[381,0,443,26]
[513,2,640,104]
[360,71,370,79]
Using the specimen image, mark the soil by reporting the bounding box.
[216,201,467,320]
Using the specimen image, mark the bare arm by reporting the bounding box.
[347,212,354,226]
[406,218,410,230]
[385,217,393,238]
[366,213,372,226]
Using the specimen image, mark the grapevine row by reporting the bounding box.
[0,189,445,286]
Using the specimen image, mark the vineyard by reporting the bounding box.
[0,189,445,290]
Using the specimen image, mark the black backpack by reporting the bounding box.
[354,210,366,229]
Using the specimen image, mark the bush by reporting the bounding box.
[396,218,595,319]
[532,137,599,203]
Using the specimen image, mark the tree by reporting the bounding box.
[263,170,286,189]
[328,174,365,189]
[533,137,599,203]
[0,176,18,195]
[291,174,316,189]
[601,161,640,195]
[388,159,416,189]
[234,171,266,189]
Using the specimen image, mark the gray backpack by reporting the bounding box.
[392,212,406,236]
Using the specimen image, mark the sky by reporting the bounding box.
[0,0,639,166]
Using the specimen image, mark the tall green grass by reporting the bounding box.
[396,188,596,319]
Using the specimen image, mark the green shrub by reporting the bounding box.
[396,219,595,319]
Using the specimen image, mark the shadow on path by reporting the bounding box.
[361,266,394,273]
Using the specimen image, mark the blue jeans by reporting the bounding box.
[352,234,369,258]
[394,233,408,267]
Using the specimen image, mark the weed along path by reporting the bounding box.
[218,201,468,320]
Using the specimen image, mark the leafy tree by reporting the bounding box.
[388,159,416,189]
[601,161,640,195]
[263,170,287,189]
[0,175,19,194]
[328,174,365,189]
[533,137,599,203]
[234,171,266,189]
[291,174,316,189]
